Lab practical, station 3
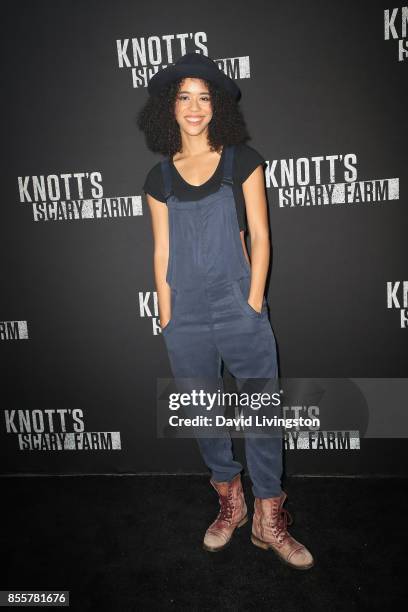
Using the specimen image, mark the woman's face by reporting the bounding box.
[174,78,213,136]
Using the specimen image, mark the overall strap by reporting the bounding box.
[161,158,173,201]
[221,145,234,185]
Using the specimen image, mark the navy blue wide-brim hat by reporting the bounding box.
[147,52,241,101]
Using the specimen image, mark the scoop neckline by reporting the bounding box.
[170,146,225,189]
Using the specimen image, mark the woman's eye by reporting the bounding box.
[178,96,210,102]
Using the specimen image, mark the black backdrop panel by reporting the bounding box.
[1,0,407,474]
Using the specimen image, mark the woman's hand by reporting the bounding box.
[161,315,172,330]
[247,298,263,313]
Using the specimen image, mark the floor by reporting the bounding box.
[2,475,406,611]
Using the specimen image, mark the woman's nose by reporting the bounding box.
[189,98,200,110]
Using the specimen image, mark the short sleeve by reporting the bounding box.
[142,163,167,204]
[236,143,266,184]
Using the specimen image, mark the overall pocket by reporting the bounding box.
[231,278,267,318]
[161,288,177,334]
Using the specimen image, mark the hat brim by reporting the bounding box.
[148,64,241,101]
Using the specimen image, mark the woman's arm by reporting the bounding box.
[242,165,270,313]
[146,193,172,328]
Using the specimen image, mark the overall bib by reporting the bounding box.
[160,144,282,498]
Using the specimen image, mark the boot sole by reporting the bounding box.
[251,534,314,570]
[202,514,248,552]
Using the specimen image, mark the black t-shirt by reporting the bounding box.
[142,143,266,232]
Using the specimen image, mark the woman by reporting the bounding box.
[137,52,313,570]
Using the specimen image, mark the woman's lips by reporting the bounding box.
[185,117,204,124]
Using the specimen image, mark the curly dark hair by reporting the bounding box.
[136,77,250,158]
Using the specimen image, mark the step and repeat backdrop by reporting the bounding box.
[1,0,407,476]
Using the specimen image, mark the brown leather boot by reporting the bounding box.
[203,473,248,552]
[251,492,314,570]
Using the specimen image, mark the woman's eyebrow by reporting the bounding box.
[178,90,210,94]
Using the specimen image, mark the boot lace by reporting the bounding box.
[266,504,293,545]
[217,490,234,524]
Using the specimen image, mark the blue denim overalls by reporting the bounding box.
[160,144,282,498]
